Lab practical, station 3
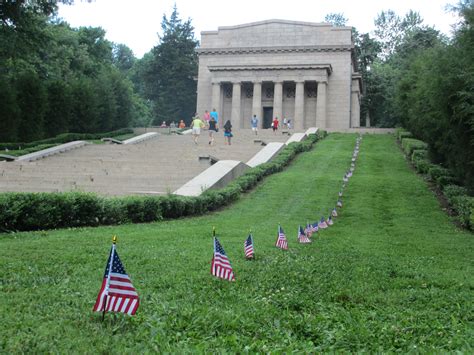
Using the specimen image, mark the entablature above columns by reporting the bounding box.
[208,64,331,84]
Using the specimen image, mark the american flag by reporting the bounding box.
[311,222,319,233]
[244,234,254,259]
[211,237,235,281]
[332,208,338,217]
[318,217,328,229]
[93,244,139,316]
[275,225,288,250]
[339,191,343,197]
[298,225,311,243]
[337,199,343,208]
[327,215,334,226]
[304,222,313,237]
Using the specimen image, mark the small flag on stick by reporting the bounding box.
[211,233,235,281]
[332,208,338,217]
[318,217,328,229]
[244,232,254,259]
[298,225,312,243]
[327,215,334,226]
[275,225,288,250]
[93,236,139,317]
[337,199,343,208]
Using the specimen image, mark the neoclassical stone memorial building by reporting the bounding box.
[196,20,362,130]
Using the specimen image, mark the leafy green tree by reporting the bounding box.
[44,80,72,137]
[324,13,348,26]
[16,71,47,141]
[143,5,198,124]
[0,76,20,142]
[113,43,136,74]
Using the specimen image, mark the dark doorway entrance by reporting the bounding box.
[263,107,273,128]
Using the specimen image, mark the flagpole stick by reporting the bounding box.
[102,235,117,322]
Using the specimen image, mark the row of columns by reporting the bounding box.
[211,80,327,129]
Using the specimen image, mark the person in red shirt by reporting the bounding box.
[272,117,279,134]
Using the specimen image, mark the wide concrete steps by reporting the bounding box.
[0,129,303,196]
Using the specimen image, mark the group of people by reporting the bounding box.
[189,109,293,145]
[159,120,187,129]
[191,108,233,145]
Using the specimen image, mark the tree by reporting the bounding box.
[324,13,348,27]
[143,5,198,124]
[373,10,424,59]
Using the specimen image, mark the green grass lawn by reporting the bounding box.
[0,134,472,352]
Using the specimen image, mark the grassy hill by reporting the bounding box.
[1,133,472,352]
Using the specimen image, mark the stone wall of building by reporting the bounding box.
[196,20,361,130]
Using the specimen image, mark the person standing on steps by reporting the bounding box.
[272,117,279,135]
[251,114,259,135]
[208,116,218,145]
[190,114,205,145]
[224,120,233,145]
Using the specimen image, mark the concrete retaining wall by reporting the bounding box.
[174,160,249,196]
[123,132,158,144]
[246,142,285,168]
[17,141,88,162]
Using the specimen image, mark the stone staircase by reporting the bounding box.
[0,129,296,196]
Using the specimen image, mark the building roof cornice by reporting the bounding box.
[197,45,353,56]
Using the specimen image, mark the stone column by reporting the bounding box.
[211,82,221,127]
[252,81,262,128]
[315,81,327,128]
[231,82,241,129]
[294,81,305,130]
[351,91,360,128]
[273,81,283,121]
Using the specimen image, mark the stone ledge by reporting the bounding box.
[123,132,158,145]
[305,127,319,135]
[246,142,286,168]
[285,133,307,145]
[174,160,249,196]
[17,141,88,162]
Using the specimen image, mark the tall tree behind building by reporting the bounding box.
[143,5,198,125]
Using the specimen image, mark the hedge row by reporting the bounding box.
[0,128,134,150]
[0,131,327,232]
[397,130,473,229]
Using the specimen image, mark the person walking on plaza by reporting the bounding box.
[208,117,218,145]
[190,115,205,144]
[272,117,279,135]
[224,120,233,145]
[251,114,259,135]
[203,110,211,125]
[210,108,219,126]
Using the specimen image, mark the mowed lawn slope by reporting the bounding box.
[0,134,472,352]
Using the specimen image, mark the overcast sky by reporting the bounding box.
[57,0,460,58]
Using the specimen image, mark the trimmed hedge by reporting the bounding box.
[0,128,134,150]
[395,128,413,141]
[399,134,473,230]
[411,149,428,162]
[401,138,429,157]
[0,131,326,232]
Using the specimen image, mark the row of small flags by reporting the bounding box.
[93,135,362,317]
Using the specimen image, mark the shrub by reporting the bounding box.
[413,158,431,174]
[398,131,413,141]
[450,195,474,229]
[411,149,428,162]
[401,138,428,157]
[443,184,468,200]
[0,128,134,150]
